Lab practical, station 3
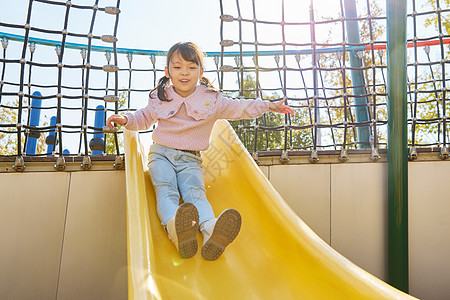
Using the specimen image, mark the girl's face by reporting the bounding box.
[165,51,204,98]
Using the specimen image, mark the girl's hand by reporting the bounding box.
[269,98,294,116]
[106,114,128,129]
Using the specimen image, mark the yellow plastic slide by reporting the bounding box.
[123,120,416,300]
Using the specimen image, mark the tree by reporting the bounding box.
[0,103,19,155]
[313,0,387,149]
[105,91,127,154]
[0,98,47,155]
[413,0,450,147]
[425,0,450,30]
[227,73,313,152]
[0,91,126,156]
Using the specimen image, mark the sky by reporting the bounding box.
[0,0,407,96]
[0,0,222,51]
[0,0,366,55]
[0,0,387,100]
[0,0,447,154]
[0,0,225,153]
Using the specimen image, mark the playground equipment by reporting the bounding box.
[124,119,417,299]
[24,91,42,154]
[1,0,449,298]
[1,1,449,161]
[89,104,105,155]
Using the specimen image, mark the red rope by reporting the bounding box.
[366,38,450,50]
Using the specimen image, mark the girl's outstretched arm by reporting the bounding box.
[269,98,294,116]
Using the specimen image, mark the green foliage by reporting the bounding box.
[105,91,127,154]
[227,73,313,152]
[0,98,47,155]
[316,0,388,149]
[424,0,450,33]
[0,103,18,155]
[0,92,126,156]
[415,0,450,146]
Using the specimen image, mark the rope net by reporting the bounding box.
[0,0,449,170]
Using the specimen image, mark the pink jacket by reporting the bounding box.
[124,84,270,151]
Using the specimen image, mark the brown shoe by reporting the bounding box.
[166,203,199,258]
[200,209,242,261]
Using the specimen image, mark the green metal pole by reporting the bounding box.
[386,0,409,293]
[343,0,370,149]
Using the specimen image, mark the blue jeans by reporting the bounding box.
[148,143,215,226]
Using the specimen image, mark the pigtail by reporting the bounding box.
[199,76,218,93]
[149,76,172,101]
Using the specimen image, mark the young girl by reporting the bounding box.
[107,42,293,261]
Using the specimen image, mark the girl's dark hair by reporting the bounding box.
[150,42,217,101]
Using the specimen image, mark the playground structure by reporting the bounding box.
[123,120,416,299]
[1,0,450,299]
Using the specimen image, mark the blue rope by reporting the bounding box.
[0,31,370,57]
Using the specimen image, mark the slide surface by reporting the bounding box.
[124,120,416,300]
